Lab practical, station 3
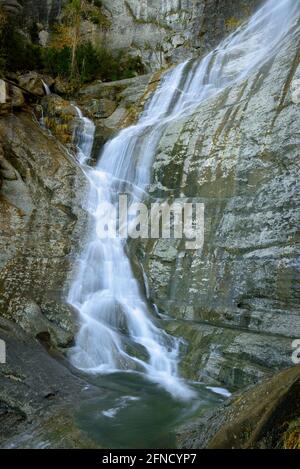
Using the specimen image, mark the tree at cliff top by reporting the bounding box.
[59,0,110,80]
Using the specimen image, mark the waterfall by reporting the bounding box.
[68,0,299,399]
[42,80,51,96]
[73,106,96,165]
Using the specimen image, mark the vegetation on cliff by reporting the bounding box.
[0,6,41,74]
[0,1,144,86]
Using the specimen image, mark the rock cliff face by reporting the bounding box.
[0,109,97,445]
[0,0,299,449]
[76,72,162,149]
[19,0,63,25]
[101,0,260,70]
[12,0,260,70]
[0,112,87,348]
[134,16,300,389]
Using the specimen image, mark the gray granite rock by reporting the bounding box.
[0,317,103,448]
[134,16,300,389]
[100,0,260,70]
[13,1,261,70]
[0,112,88,348]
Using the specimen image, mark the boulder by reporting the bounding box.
[4,298,75,348]
[177,365,300,449]
[18,72,46,97]
[77,73,159,157]
[53,77,75,96]
[41,94,78,145]
[10,85,25,108]
[85,98,117,119]
[38,29,49,46]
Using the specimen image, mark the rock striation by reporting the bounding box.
[0,111,87,348]
[134,13,300,389]
[12,1,261,70]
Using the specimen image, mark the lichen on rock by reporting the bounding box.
[133,12,300,389]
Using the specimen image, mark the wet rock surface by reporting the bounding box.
[176,364,300,449]
[0,0,299,450]
[0,317,102,448]
[0,111,87,348]
[135,17,300,389]
[0,110,99,447]
[76,72,162,155]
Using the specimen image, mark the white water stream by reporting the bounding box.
[42,80,51,96]
[68,0,300,399]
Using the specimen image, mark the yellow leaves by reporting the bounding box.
[282,420,300,449]
[55,123,71,143]
[225,17,242,30]
[46,0,113,80]
[50,24,73,50]
[61,0,85,27]
[44,117,72,144]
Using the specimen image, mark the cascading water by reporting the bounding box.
[42,80,51,96]
[68,0,300,399]
[73,106,96,165]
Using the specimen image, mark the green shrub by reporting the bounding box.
[0,9,144,85]
[42,46,72,78]
[76,41,101,82]
[92,48,144,81]
[42,41,144,84]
